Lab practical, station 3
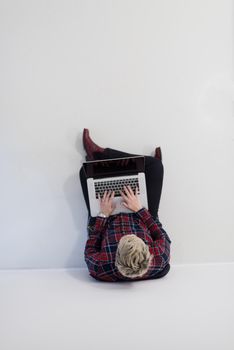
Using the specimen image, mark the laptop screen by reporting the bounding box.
[83,156,145,179]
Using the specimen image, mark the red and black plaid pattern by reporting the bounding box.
[84,208,171,282]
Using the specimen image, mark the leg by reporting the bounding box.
[92,147,140,160]
[144,156,164,219]
[81,130,164,217]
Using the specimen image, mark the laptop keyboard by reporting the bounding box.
[95,178,139,198]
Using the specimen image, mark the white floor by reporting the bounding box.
[0,263,234,350]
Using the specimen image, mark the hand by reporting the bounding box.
[120,185,143,212]
[98,190,116,217]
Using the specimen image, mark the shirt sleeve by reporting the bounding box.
[84,216,108,278]
[136,207,171,271]
[136,207,171,242]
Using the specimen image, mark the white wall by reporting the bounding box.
[0,0,233,269]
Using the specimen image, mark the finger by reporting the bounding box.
[120,190,128,200]
[105,190,111,203]
[111,191,115,199]
[124,185,133,197]
[102,190,107,201]
[98,193,101,201]
[127,185,134,196]
[123,185,130,196]
[107,190,113,201]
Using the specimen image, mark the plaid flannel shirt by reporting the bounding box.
[84,207,171,282]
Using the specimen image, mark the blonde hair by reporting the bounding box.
[115,234,153,279]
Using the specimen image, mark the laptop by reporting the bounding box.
[83,156,148,217]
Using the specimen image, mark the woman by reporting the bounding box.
[80,129,171,282]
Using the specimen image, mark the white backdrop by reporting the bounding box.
[0,0,233,269]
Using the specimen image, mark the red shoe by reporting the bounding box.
[154,147,162,161]
[83,128,105,160]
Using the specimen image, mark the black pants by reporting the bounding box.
[79,147,164,219]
